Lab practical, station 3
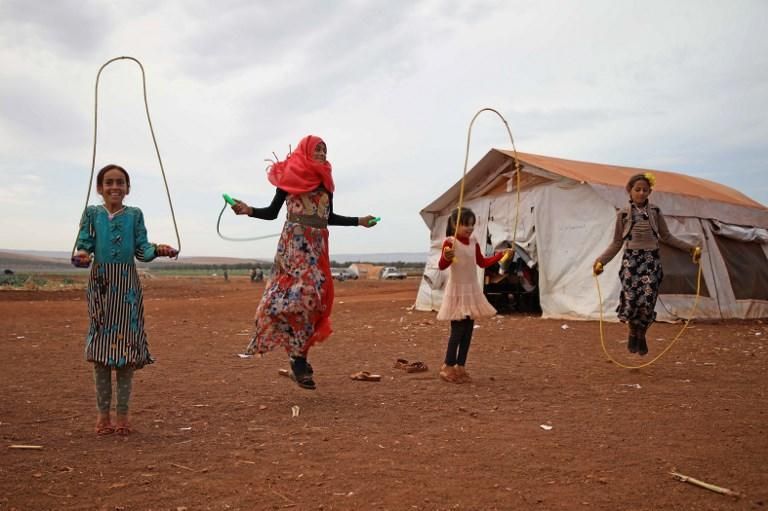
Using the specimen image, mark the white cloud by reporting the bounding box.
[1,0,766,257]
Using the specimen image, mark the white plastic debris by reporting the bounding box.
[540,424,553,431]
[291,405,300,418]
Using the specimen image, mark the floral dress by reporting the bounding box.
[76,205,158,368]
[245,188,335,356]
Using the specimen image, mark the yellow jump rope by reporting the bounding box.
[72,56,181,257]
[452,108,521,262]
[593,247,703,369]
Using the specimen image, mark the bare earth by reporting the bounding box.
[1,277,766,511]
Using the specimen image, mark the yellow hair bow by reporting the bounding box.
[643,172,656,188]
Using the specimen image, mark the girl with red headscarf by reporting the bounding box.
[232,135,377,389]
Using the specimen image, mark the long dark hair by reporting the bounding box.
[96,164,130,188]
[446,207,476,237]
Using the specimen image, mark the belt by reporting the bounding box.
[287,212,328,228]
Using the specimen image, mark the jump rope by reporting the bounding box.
[455,108,705,368]
[454,108,522,263]
[72,56,181,259]
[593,245,704,369]
[217,159,380,242]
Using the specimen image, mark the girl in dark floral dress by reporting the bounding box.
[593,173,700,356]
[232,135,376,389]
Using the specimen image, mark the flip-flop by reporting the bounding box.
[349,371,382,382]
[393,358,409,370]
[115,425,132,436]
[405,361,429,373]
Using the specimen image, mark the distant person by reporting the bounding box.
[593,173,701,355]
[437,207,511,383]
[231,135,377,389]
[72,164,177,435]
[223,268,229,281]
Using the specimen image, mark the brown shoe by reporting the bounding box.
[439,364,459,383]
[455,366,472,383]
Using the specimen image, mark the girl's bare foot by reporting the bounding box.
[95,413,114,435]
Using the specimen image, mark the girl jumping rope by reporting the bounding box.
[437,207,511,383]
[593,172,701,356]
[231,135,377,390]
[73,164,177,435]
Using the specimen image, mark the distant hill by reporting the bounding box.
[0,249,427,270]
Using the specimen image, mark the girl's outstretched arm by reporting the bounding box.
[474,244,504,268]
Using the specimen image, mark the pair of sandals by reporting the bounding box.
[393,358,429,373]
[95,418,131,436]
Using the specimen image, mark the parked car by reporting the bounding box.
[380,267,407,280]
[331,268,358,281]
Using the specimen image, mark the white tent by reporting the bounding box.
[416,150,768,321]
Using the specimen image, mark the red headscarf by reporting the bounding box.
[267,135,335,194]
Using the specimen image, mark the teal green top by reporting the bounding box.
[76,205,158,264]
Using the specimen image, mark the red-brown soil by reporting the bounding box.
[1,277,766,510]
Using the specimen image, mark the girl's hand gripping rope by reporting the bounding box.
[230,198,253,216]
[691,246,702,264]
[71,251,92,268]
[500,248,514,264]
[593,260,604,276]
[155,244,178,258]
[443,239,456,264]
[359,215,379,228]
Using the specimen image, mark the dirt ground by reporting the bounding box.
[1,276,766,511]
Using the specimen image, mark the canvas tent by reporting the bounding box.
[416,150,768,321]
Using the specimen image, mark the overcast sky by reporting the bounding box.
[1,0,766,259]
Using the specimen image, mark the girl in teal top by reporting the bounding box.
[73,164,177,435]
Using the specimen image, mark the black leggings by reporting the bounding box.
[444,318,475,366]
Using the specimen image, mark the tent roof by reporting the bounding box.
[504,151,765,209]
[422,149,766,217]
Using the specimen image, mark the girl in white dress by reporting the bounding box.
[437,207,511,383]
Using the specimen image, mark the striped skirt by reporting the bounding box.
[616,249,663,329]
[85,263,153,368]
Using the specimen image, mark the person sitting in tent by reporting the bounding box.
[593,172,701,356]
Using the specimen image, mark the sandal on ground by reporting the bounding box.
[405,361,429,373]
[349,371,382,382]
[393,358,409,370]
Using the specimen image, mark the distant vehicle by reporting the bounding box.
[380,267,407,280]
[331,268,358,281]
